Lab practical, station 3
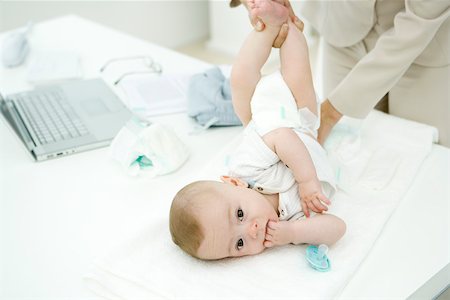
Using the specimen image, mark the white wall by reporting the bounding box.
[0,1,4,32]
[0,2,3,29]
[208,0,317,54]
[207,0,322,95]
[0,1,210,49]
[207,0,253,55]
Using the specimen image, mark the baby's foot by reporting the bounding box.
[248,0,289,27]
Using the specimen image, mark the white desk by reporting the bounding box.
[1,15,449,300]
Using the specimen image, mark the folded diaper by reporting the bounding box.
[110,117,189,176]
[325,113,437,193]
[325,117,369,192]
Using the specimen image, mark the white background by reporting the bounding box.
[0,1,209,49]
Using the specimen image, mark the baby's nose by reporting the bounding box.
[248,220,259,239]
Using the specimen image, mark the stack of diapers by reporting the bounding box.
[85,110,437,299]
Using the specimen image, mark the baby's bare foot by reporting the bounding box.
[248,0,289,27]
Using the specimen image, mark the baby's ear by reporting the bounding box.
[220,176,248,188]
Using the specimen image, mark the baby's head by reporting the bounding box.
[169,177,278,260]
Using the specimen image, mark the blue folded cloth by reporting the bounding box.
[187,67,242,127]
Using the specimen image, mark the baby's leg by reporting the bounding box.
[248,0,288,26]
[231,2,288,125]
[280,20,317,115]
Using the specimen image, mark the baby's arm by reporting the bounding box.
[265,214,346,247]
[230,25,280,126]
[262,127,329,217]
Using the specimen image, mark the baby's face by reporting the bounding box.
[196,182,279,260]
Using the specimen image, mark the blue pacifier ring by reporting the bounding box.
[306,244,331,272]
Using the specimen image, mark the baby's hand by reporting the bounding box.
[300,191,331,218]
[264,220,293,247]
[299,181,331,218]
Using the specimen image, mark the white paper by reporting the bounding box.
[120,73,191,117]
[27,51,83,84]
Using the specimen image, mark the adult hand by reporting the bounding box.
[271,0,304,48]
[317,99,343,145]
[231,0,304,48]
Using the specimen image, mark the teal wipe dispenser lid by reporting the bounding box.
[306,244,331,272]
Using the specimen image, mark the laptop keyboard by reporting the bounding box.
[16,90,89,145]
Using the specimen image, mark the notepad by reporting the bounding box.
[27,51,83,84]
[119,73,191,117]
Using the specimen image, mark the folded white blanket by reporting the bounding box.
[85,111,437,299]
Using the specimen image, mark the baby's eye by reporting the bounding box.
[236,238,244,251]
[236,208,244,221]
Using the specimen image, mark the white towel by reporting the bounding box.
[85,111,437,299]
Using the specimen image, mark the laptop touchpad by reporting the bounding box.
[81,98,110,116]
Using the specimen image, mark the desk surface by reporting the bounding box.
[1,15,449,300]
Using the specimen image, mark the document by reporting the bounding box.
[120,73,191,117]
[27,51,83,84]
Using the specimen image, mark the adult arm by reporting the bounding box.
[328,1,450,119]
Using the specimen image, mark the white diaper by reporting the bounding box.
[250,70,320,137]
[110,117,189,177]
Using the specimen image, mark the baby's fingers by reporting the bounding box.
[307,200,323,213]
[264,240,275,248]
[301,200,310,218]
[266,222,277,238]
[267,220,279,230]
[313,198,328,212]
[318,193,331,206]
[264,226,275,248]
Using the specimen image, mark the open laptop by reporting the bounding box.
[0,78,132,161]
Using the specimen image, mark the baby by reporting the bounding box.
[170,0,346,260]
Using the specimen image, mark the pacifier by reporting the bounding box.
[306,244,331,272]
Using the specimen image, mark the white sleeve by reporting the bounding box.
[329,1,450,118]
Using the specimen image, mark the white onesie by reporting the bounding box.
[228,71,337,221]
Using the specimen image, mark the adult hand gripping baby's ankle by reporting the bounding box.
[233,0,303,48]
